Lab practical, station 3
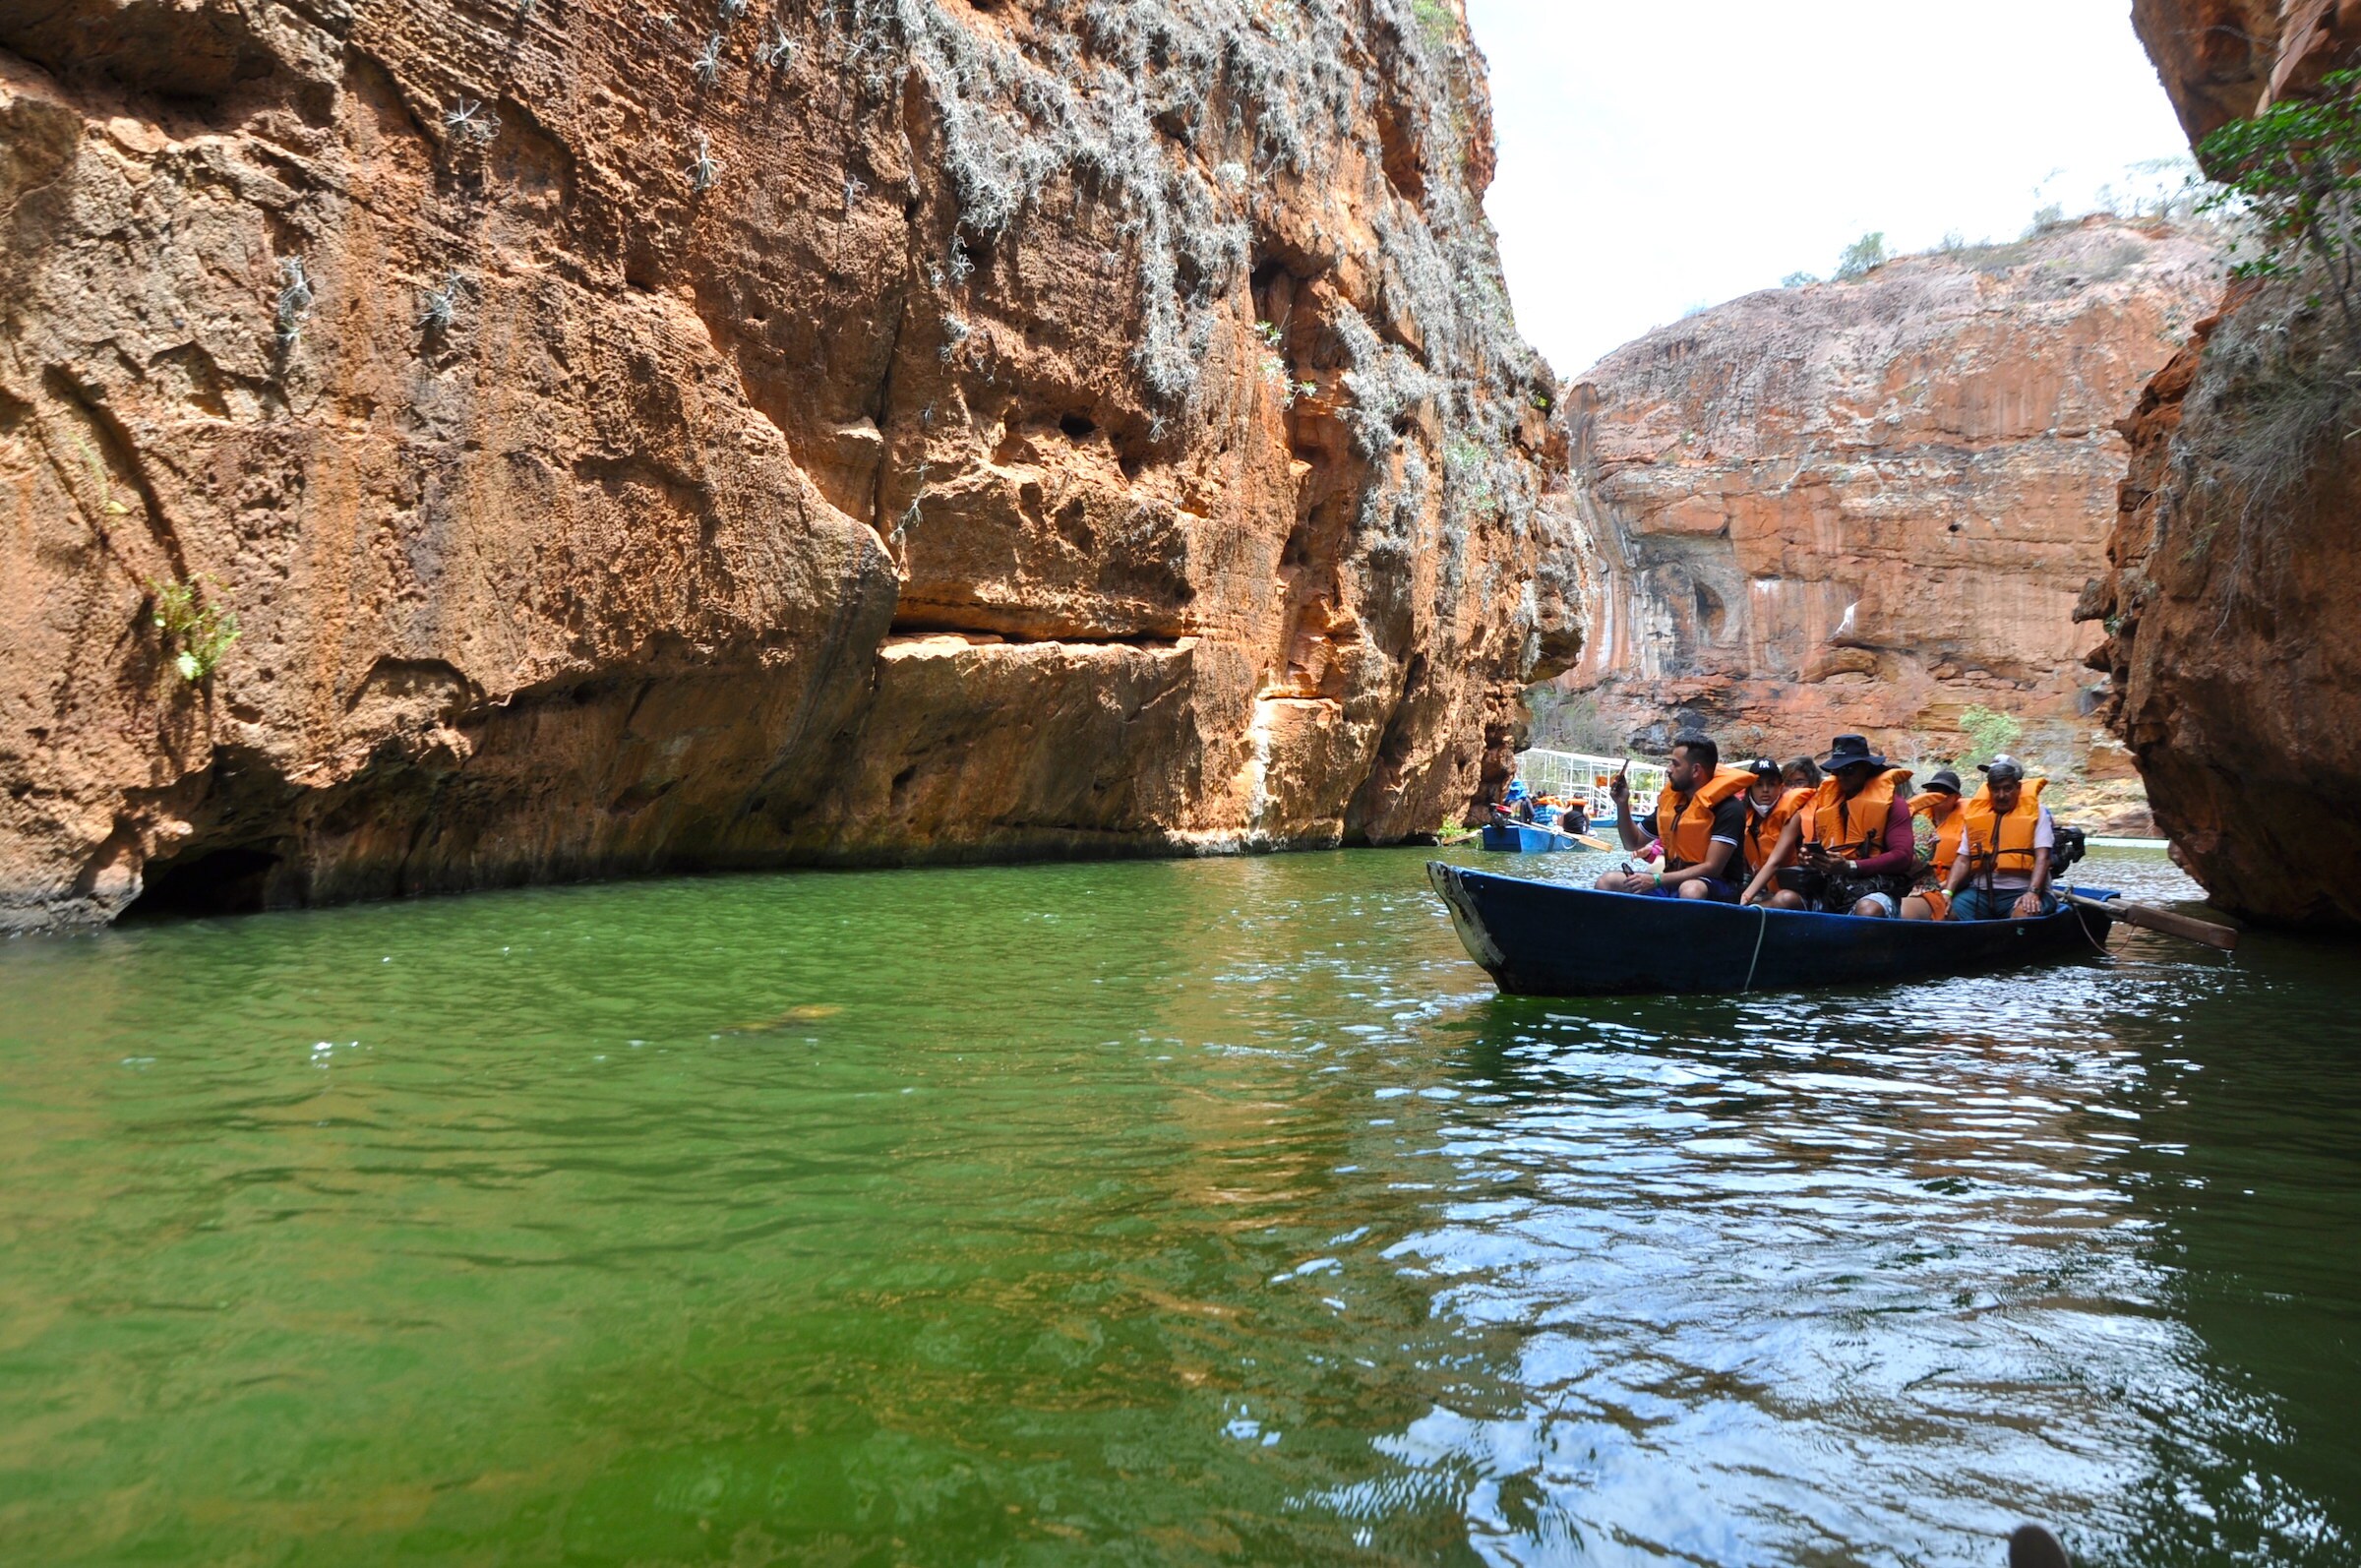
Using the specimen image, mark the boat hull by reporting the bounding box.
[1428,862,2117,996]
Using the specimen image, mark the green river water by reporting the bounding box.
[2,846,2356,1566]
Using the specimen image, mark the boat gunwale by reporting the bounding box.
[1438,863,2121,925]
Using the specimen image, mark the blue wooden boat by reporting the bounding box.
[1427,862,2119,996]
[1480,821,1588,853]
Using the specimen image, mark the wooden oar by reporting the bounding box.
[2065,891,2239,952]
[1568,832,1612,852]
[1438,827,1483,845]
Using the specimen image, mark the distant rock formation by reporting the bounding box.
[2088,0,2361,926]
[0,0,1585,930]
[1553,217,2222,827]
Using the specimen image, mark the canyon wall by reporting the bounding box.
[0,0,1585,930]
[1556,218,2220,826]
[2085,1,2361,926]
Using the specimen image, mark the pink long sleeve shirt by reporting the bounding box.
[1845,797,1916,876]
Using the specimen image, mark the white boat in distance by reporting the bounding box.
[1512,749,1668,831]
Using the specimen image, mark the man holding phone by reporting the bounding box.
[1594,731,1751,902]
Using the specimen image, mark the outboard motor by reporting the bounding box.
[2053,824,2089,874]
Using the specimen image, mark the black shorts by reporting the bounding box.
[1638,874,1739,903]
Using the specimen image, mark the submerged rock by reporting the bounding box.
[0,0,1584,929]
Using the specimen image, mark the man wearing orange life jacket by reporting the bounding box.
[1900,768,1965,922]
[1737,733,1916,916]
[1939,754,2059,920]
[1740,757,1811,878]
[1595,730,1752,902]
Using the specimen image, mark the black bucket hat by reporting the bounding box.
[1818,733,1888,772]
[1923,768,1963,796]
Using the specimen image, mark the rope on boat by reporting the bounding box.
[2066,886,2112,957]
[1740,902,1769,994]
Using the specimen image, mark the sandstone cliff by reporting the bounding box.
[2086,1,2361,927]
[1555,218,2220,821]
[0,0,1581,930]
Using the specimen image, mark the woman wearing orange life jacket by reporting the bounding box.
[1900,767,1967,921]
[1739,757,1810,875]
[1938,754,2059,920]
[1736,734,1917,917]
[1593,731,1753,902]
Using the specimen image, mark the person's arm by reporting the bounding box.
[1846,797,1915,875]
[1608,766,1649,852]
[2016,808,2058,914]
[2014,849,2055,916]
[1739,814,1805,904]
[1942,819,1973,895]
[1655,804,1743,889]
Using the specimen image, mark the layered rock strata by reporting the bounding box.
[1556,219,2220,821]
[0,0,1582,930]
[2086,1,2361,926]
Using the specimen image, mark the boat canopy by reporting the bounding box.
[1514,749,1667,821]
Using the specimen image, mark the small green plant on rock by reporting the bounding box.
[1958,702,2022,767]
[1412,0,1457,45]
[150,577,239,684]
[1256,321,1306,404]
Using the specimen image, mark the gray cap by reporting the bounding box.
[1977,754,2026,782]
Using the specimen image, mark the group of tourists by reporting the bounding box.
[1591,731,2062,922]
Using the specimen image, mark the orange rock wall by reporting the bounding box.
[2089,1,2361,926]
[2132,0,2361,143]
[1559,220,2221,785]
[0,0,1582,930]
[1558,216,2219,779]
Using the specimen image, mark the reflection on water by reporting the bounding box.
[0,847,2354,1565]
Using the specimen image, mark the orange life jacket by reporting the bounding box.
[1653,766,1754,870]
[1959,778,2049,885]
[1909,792,1965,879]
[1745,786,1812,873]
[1802,767,1912,858]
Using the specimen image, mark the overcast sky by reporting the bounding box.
[1464,1,2200,377]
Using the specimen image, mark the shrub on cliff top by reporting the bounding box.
[1834,231,1887,280]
